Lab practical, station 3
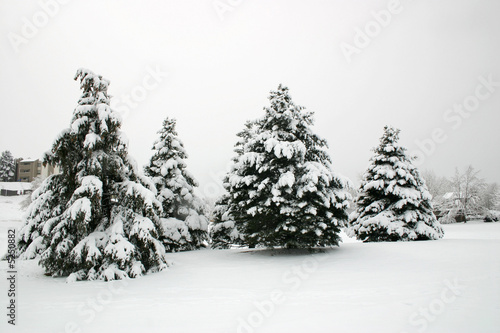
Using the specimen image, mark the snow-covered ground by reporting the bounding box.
[0,195,25,254]
[0,195,499,333]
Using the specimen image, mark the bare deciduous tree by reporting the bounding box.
[451,165,486,221]
[422,169,452,201]
[481,182,500,211]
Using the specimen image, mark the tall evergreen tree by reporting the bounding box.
[17,69,168,281]
[222,84,351,248]
[348,126,444,242]
[145,117,209,251]
[0,150,16,181]
[210,121,256,249]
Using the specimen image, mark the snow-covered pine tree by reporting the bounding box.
[209,194,242,249]
[0,150,16,181]
[144,117,208,251]
[209,121,256,249]
[223,84,351,248]
[16,69,168,281]
[347,126,444,242]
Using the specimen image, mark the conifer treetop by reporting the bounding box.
[372,126,409,163]
[45,69,125,172]
[146,117,196,187]
[348,126,443,242]
[222,84,351,248]
[150,118,189,168]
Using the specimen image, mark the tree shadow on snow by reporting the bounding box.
[236,247,340,257]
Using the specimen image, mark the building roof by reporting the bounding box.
[443,192,466,200]
[443,192,455,199]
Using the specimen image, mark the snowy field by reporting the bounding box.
[0,195,499,333]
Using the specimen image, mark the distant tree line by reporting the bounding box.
[422,166,499,222]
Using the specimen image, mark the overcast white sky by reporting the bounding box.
[1,0,499,198]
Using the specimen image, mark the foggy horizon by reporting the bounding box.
[1,0,499,198]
